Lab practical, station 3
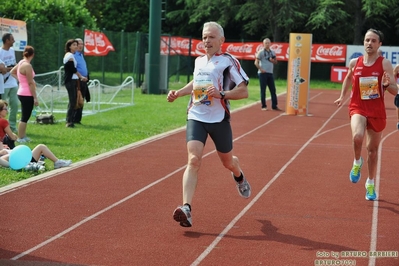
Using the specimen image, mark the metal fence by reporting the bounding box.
[34,67,135,117]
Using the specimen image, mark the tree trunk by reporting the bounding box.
[353,0,364,44]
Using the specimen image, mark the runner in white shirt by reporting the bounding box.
[167,21,251,227]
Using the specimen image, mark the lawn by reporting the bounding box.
[0,78,340,187]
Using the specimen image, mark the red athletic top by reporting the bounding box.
[349,56,386,119]
[0,118,9,140]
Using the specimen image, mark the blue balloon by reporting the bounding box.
[9,145,32,170]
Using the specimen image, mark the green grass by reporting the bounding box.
[0,78,339,187]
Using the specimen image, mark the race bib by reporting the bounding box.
[193,80,213,106]
[359,76,380,100]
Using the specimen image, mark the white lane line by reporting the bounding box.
[10,91,339,261]
[9,100,287,260]
[0,127,187,195]
[368,129,397,266]
[191,94,344,266]
[0,94,285,195]
[10,165,188,260]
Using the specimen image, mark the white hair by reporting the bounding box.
[203,21,224,37]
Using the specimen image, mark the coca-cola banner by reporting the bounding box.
[160,36,346,63]
[84,29,115,56]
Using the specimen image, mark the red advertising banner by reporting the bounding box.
[160,36,346,63]
[84,29,115,56]
[330,66,349,83]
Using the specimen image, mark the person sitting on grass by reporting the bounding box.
[0,143,72,170]
[0,99,18,149]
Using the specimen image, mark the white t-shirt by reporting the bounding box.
[63,52,78,80]
[0,48,18,89]
[187,53,249,123]
[0,59,4,94]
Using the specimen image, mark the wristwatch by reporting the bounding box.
[220,91,225,99]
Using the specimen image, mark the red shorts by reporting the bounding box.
[366,117,386,132]
[350,110,386,132]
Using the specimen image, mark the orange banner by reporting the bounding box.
[285,33,312,116]
[0,18,27,51]
[84,29,115,56]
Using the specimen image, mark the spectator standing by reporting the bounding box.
[63,39,86,128]
[73,38,89,124]
[10,46,38,143]
[254,38,282,111]
[0,33,19,132]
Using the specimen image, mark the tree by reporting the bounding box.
[166,0,244,38]
[89,0,149,32]
[0,0,96,29]
[307,0,398,44]
[164,0,399,45]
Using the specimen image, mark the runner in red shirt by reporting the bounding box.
[393,64,399,129]
[334,29,397,201]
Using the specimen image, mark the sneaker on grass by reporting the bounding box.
[350,157,363,183]
[16,138,27,143]
[173,205,192,227]
[54,159,72,169]
[24,162,45,172]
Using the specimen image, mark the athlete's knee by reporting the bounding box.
[367,144,379,156]
[187,154,202,169]
[352,132,364,144]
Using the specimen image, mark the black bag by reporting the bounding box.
[75,80,85,109]
[2,134,15,149]
[36,113,56,124]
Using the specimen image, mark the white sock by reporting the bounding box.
[366,178,374,185]
[354,158,362,165]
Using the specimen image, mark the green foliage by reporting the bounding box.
[307,0,348,30]
[362,0,392,17]
[164,0,399,44]
[0,0,96,29]
[91,0,149,32]
[2,0,399,46]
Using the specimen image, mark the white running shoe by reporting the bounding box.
[233,172,251,198]
[173,205,192,227]
[54,159,72,169]
[24,162,45,172]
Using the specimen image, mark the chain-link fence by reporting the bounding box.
[24,21,196,92]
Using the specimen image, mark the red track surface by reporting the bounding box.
[0,90,398,266]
